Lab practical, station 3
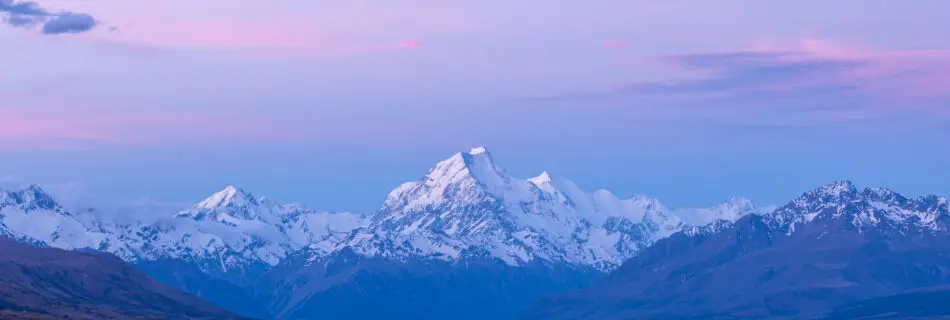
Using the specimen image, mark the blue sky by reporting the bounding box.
[2,0,949,213]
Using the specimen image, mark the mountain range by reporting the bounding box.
[4,147,947,319]
[0,147,774,319]
[521,181,950,319]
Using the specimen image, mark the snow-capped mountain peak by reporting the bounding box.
[469,146,489,155]
[0,185,125,254]
[138,186,369,268]
[670,197,760,227]
[725,196,755,207]
[628,194,667,211]
[428,146,506,187]
[196,185,258,209]
[320,147,774,271]
[528,171,553,184]
[0,184,63,213]
[383,147,511,213]
[0,183,369,272]
[767,181,949,234]
[811,180,858,198]
[0,148,783,276]
[177,185,272,222]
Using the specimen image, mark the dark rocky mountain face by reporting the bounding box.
[134,259,269,319]
[256,248,603,320]
[522,182,950,320]
[121,247,603,320]
[816,285,950,319]
[0,238,249,320]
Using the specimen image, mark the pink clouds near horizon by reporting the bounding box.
[0,107,414,149]
[639,38,950,107]
[92,19,347,58]
[399,38,420,48]
[763,39,950,96]
[53,1,483,58]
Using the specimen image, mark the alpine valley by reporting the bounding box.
[3,147,946,319]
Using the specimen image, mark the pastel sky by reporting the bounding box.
[2,0,949,213]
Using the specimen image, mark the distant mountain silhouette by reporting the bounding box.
[0,238,249,320]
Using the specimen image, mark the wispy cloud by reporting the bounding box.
[628,51,867,96]
[399,38,420,48]
[127,20,332,52]
[0,106,415,150]
[628,39,950,102]
[82,2,479,58]
[0,0,98,34]
[101,18,401,59]
[523,39,950,130]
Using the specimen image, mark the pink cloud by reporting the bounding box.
[101,21,437,58]
[603,40,624,48]
[758,38,950,99]
[0,107,210,148]
[103,19,341,57]
[645,38,950,104]
[64,1,483,58]
[400,38,420,48]
[0,106,414,149]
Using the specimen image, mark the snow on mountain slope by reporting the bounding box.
[673,196,775,226]
[764,180,950,234]
[0,220,23,242]
[524,182,950,320]
[316,147,772,271]
[0,148,773,274]
[678,181,950,239]
[142,185,367,268]
[0,185,138,256]
[0,184,366,273]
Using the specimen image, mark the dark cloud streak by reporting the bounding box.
[625,51,867,95]
[518,46,935,131]
[41,12,96,34]
[0,0,98,34]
